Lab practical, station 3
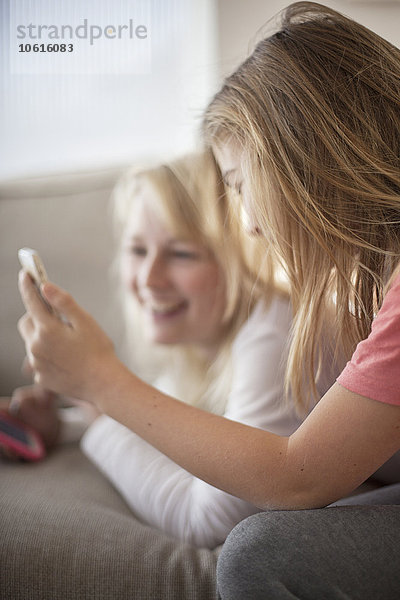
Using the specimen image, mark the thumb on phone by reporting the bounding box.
[41,282,78,326]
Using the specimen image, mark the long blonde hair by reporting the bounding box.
[112,150,275,414]
[203,2,400,411]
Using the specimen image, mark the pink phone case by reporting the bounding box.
[0,410,46,461]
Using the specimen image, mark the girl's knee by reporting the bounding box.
[217,513,284,599]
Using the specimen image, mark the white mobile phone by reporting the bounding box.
[18,248,66,322]
[18,247,48,288]
[18,247,56,314]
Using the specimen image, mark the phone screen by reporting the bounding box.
[0,416,31,444]
[0,411,45,461]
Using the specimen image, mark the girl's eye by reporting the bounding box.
[127,246,147,257]
[225,181,242,196]
[223,176,242,196]
[231,182,242,196]
[170,250,198,260]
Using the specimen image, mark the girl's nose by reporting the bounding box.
[141,254,169,289]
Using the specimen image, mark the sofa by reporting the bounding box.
[0,444,220,599]
[0,168,220,599]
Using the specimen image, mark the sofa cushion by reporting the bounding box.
[0,444,219,599]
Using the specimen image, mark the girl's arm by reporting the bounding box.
[80,295,303,547]
[84,366,400,510]
[18,272,400,510]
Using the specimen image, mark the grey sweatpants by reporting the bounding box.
[217,484,400,599]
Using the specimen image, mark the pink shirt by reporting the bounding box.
[337,271,400,406]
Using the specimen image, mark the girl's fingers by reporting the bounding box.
[21,356,34,377]
[18,270,51,321]
[17,312,34,340]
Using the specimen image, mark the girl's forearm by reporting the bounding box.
[88,357,309,510]
[89,358,400,511]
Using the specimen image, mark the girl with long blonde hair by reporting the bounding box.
[17,3,400,596]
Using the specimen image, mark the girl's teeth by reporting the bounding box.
[151,302,183,314]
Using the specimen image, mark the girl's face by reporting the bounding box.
[213,140,261,236]
[121,181,227,356]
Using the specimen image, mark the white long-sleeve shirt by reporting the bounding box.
[79,296,338,548]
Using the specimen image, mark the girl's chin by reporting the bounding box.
[144,321,186,346]
[146,332,182,346]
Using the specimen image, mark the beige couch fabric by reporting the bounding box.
[0,444,219,599]
[0,167,126,396]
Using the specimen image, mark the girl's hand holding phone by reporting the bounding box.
[18,269,117,402]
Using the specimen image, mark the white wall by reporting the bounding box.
[0,0,218,180]
[4,0,397,181]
